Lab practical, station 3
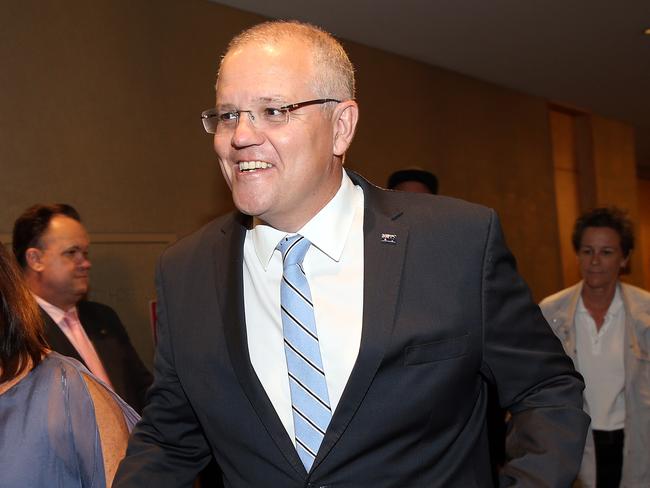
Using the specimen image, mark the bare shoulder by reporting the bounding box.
[81,373,129,486]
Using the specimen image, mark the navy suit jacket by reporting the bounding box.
[42,300,153,413]
[115,171,588,487]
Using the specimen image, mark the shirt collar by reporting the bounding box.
[608,284,624,315]
[576,283,624,316]
[33,294,76,326]
[251,172,360,270]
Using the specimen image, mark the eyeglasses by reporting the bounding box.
[201,98,340,134]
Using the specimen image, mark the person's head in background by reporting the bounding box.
[12,204,91,311]
[387,168,438,194]
[0,244,46,385]
[572,206,634,292]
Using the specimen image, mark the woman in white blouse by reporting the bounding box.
[540,207,650,488]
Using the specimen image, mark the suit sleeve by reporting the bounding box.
[480,210,589,487]
[113,257,214,487]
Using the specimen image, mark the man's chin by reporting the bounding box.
[233,197,270,220]
[74,286,90,300]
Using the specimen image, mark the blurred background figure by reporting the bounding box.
[0,243,139,487]
[12,203,152,412]
[540,207,650,488]
[387,167,439,194]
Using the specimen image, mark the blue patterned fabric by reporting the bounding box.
[0,352,139,487]
[277,235,332,471]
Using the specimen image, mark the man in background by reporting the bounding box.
[387,167,438,194]
[12,203,152,412]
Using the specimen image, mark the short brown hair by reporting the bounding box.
[12,203,81,268]
[218,20,355,101]
[572,206,635,257]
[0,244,46,383]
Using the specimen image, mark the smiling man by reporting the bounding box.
[213,29,356,232]
[115,21,588,487]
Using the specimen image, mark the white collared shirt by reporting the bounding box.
[243,172,365,442]
[575,286,626,430]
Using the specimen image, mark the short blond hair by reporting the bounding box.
[218,20,355,101]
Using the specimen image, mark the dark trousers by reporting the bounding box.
[592,429,624,488]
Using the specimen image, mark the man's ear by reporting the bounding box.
[25,247,45,272]
[333,100,359,159]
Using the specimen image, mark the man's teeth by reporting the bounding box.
[239,161,272,171]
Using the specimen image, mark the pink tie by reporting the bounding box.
[62,310,113,388]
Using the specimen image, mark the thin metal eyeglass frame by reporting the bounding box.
[200,98,341,134]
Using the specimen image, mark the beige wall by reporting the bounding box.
[579,116,645,287]
[1,0,639,365]
[548,109,646,290]
[549,109,582,288]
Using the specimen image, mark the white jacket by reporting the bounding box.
[540,282,650,488]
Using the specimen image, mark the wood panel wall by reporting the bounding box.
[1,0,642,364]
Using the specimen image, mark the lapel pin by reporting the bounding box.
[380,233,397,244]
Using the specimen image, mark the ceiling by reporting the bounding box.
[211,0,650,175]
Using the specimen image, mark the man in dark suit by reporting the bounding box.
[12,203,152,413]
[115,21,588,487]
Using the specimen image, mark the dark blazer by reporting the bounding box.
[115,172,589,487]
[42,300,153,413]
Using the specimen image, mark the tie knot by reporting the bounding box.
[64,309,79,323]
[277,234,311,268]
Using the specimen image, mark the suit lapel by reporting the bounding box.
[76,303,102,341]
[215,175,409,475]
[216,214,307,476]
[314,174,409,469]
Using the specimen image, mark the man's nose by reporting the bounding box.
[231,111,263,147]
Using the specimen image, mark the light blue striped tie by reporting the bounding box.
[278,234,331,471]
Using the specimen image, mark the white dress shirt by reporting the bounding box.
[243,172,365,442]
[575,286,626,430]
